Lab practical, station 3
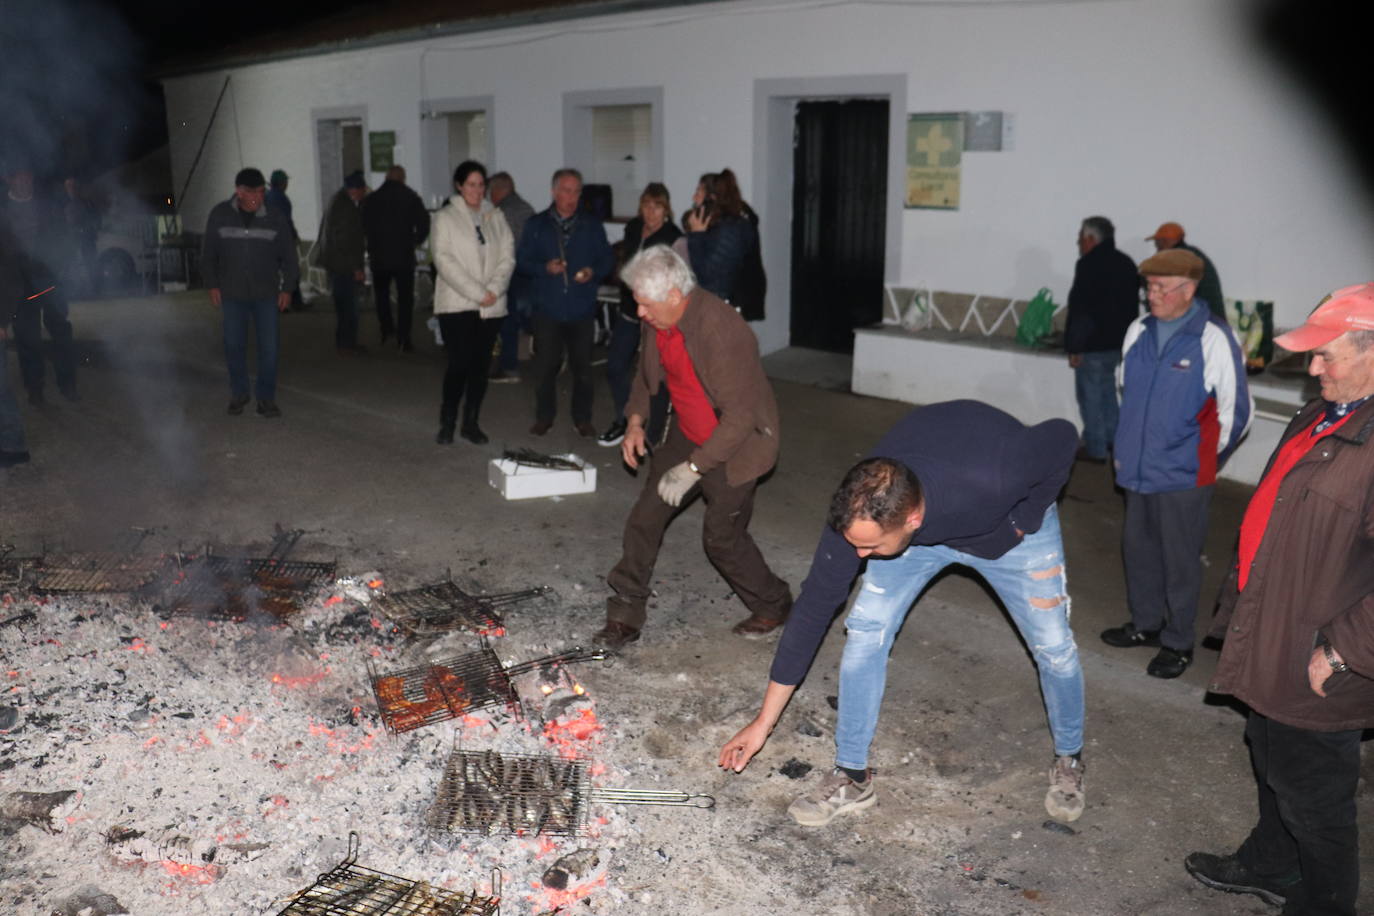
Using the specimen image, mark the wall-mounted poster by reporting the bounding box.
[906,113,963,209]
[369,131,396,172]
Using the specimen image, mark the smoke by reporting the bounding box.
[0,0,146,178]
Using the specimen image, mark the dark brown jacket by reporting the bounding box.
[627,286,779,486]
[1208,398,1374,731]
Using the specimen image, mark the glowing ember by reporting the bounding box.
[529,874,607,911]
[269,667,331,689]
[323,595,344,607]
[367,578,384,588]
[159,860,224,885]
[543,708,603,747]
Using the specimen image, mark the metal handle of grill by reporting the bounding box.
[503,647,609,678]
[589,788,716,808]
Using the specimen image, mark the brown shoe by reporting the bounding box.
[574,421,597,438]
[732,615,786,640]
[530,419,553,436]
[593,620,642,650]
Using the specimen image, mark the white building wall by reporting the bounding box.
[164,0,1374,357]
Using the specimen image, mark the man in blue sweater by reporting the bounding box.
[720,401,1087,824]
[1101,248,1252,679]
[515,169,614,437]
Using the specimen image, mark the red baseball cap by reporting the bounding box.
[1147,222,1185,243]
[1274,283,1374,352]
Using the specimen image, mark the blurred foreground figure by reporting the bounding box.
[1186,284,1374,916]
[1,166,77,405]
[0,226,31,466]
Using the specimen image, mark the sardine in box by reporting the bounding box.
[488,453,597,500]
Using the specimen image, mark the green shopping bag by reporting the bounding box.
[1016,287,1056,348]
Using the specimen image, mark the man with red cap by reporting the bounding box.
[1148,221,1225,320]
[1185,283,1374,915]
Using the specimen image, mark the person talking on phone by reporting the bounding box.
[684,169,758,305]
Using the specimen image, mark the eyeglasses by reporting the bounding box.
[1145,280,1191,298]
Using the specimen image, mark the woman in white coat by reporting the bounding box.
[432,160,515,444]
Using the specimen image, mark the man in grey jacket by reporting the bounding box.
[201,167,298,418]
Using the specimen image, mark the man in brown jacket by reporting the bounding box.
[1186,283,1374,916]
[596,245,791,648]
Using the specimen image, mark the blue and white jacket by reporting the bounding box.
[1113,302,1252,494]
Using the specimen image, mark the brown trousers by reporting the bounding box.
[606,425,792,630]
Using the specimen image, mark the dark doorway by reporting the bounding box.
[790,99,889,352]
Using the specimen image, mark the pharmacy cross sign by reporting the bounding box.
[915,122,955,167]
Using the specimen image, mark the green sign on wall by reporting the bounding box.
[369,131,396,172]
[905,113,963,210]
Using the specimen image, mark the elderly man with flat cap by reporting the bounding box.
[1148,221,1225,319]
[1101,248,1252,678]
[1185,284,1374,916]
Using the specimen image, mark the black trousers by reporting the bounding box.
[373,268,415,345]
[13,287,76,395]
[1238,711,1362,916]
[605,424,792,630]
[437,312,502,429]
[532,313,594,425]
[1122,486,1213,651]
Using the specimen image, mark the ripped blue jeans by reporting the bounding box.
[835,505,1083,768]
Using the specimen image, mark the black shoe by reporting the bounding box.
[574,421,598,439]
[597,419,627,447]
[0,450,31,468]
[1147,646,1193,679]
[1100,622,1161,648]
[530,419,553,436]
[227,395,250,415]
[59,385,80,402]
[436,425,455,445]
[399,341,415,353]
[1184,852,1298,907]
[27,390,45,407]
[593,620,642,650]
[460,424,488,445]
[256,400,282,419]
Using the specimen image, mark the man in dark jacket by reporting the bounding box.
[201,167,298,418]
[319,171,368,354]
[515,168,614,436]
[1,166,78,405]
[362,165,429,351]
[1186,284,1374,916]
[718,400,1086,826]
[1063,215,1139,463]
[599,245,791,649]
[265,169,304,310]
[489,171,535,380]
[1148,221,1225,319]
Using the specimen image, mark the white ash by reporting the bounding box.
[0,585,653,915]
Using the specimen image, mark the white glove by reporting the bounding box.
[657,461,702,507]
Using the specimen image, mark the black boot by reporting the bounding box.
[436,423,455,445]
[460,407,488,445]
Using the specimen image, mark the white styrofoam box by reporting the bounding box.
[488,453,597,500]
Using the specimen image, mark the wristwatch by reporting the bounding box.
[1324,643,1350,674]
[687,460,701,475]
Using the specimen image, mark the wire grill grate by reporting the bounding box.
[373,581,551,636]
[276,833,500,916]
[427,749,715,838]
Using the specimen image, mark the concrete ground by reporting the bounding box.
[2,292,1370,914]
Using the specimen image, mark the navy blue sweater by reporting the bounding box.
[770,401,1078,686]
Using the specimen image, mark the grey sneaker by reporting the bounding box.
[787,767,876,826]
[1045,755,1085,822]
